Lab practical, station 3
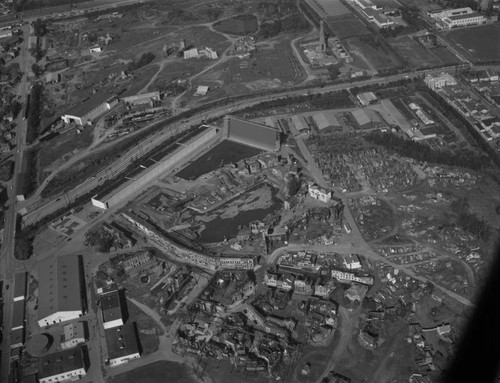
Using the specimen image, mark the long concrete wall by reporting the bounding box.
[95,127,218,209]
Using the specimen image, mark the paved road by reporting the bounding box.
[0,22,32,383]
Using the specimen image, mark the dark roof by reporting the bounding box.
[12,300,25,329]
[10,327,25,346]
[38,255,83,321]
[105,323,140,360]
[63,91,112,118]
[101,290,123,324]
[14,272,27,299]
[448,12,483,20]
[38,346,86,378]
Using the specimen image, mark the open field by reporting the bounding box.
[327,15,370,39]
[213,14,258,35]
[429,46,461,66]
[443,24,500,63]
[346,37,400,71]
[39,126,94,172]
[389,36,442,69]
[107,361,198,383]
[176,140,262,180]
[187,36,305,105]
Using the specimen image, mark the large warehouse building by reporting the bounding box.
[38,255,87,328]
[223,115,280,152]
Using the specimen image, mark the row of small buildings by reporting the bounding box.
[121,211,254,271]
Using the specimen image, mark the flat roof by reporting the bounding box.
[62,321,86,341]
[101,290,123,324]
[38,255,83,322]
[10,327,25,346]
[12,300,25,329]
[447,12,483,20]
[122,91,160,102]
[14,272,27,298]
[38,346,86,378]
[105,323,140,360]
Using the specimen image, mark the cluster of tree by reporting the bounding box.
[327,65,341,81]
[0,62,22,84]
[287,174,301,197]
[400,7,422,28]
[23,148,40,197]
[380,25,411,38]
[201,7,223,22]
[26,83,45,144]
[127,52,155,72]
[450,197,490,242]
[422,89,500,170]
[32,19,47,37]
[364,131,489,170]
[31,62,44,76]
[258,12,310,38]
[0,160,13,182]
[0,95,23,120]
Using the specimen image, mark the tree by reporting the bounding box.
[31,63,43,76]
[32,18,47,37]
[327,65,341,81]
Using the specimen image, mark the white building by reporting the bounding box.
[89,45,102,53]
[430,7,490,29]
[122,91,160,105]
[38,346,87,383]
[308,183,332,203]
[200,47,218,59]
[343,254,362,270]
[60,322,87,349]
[37,255,86,328]
[183,47,199,59]
[424,72,457,90]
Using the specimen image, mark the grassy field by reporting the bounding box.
[327,15,370,39]
[39,126,94,172]
[389,36,442,69]
[213,14,259,35]
[443,24,500,63]
[107,361,198,383]
[430,46,462,66]
[347,37,400,71]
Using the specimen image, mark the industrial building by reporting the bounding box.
[101,290,124,329]
[91,125,217,209]
[223,116,280,152]
[61,92,118,125]
[424,72,457,90]
[37,346,88,383]
[37,255,87,328]
[105,323,141,367]
[429,7,492,29]
[122,91,160,106]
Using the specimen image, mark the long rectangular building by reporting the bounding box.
[121,212,254,271]
[223,116,280,152]
[38,255,87,328]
